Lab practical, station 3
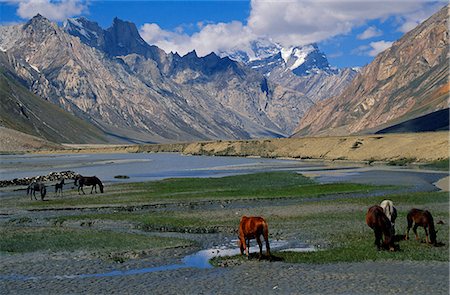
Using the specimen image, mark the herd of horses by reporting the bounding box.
[366,199,439,250]
[25,174,439,258]
[240,199,439,259]
[26,175,104,200]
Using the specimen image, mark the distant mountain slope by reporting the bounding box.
[294,5,449,137]
[0,52,107,144]
[376,108,449,134]
[0,126,62,152]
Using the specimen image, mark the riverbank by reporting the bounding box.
[30,132,450,163]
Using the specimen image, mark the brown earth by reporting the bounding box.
[2,131,448,163]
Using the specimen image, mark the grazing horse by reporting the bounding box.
[55,179,65,197]
[366,205,395,251]
[76,176,104,194]
[406,209,437,245]
[380,199,397,234]
[27,181,47,200]
[238,216,271,259]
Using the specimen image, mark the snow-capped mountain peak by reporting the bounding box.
[281,45,315,71]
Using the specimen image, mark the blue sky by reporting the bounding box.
[0,1,445,68]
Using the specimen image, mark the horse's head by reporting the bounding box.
[99,182,104,193]
[430,229,437,245]
[237,239,245,255]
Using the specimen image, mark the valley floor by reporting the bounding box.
[0,168,448,294]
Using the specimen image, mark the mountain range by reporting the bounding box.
[0,5,448,144]
[0,15,353,143]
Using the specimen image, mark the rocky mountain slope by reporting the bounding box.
[0,51,107,144]
[294,5,449,136]
[0,15,316,143]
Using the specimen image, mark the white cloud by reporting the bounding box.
[353,40,393,56]
[357,26,382,40]
[10,0,86,21]
[368,40,393,56]
[139,0,442,57]
[141,21,257,57]
[395,2,444,33]
[246,0,435,47]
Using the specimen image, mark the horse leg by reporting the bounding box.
[256,235,263,259]
[413,224,420,241]
[263,226,271,258]
[239,238,245,255]
[424,226,430,244]
[246,239,250,258]
[405,215,413,240]
[80,185,85,195]
[374,229,382,250]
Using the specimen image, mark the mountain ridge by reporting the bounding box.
[294,5,449,137]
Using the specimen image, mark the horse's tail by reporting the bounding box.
[262,219,271,256]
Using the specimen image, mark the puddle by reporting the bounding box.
[0,240,315,281]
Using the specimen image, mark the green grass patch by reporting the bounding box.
[423,158,449,171]
[387,157,417,166]
[10,172,386,209]
[0,227,191,254]
[317,191,449,207]
[212,191,449,265]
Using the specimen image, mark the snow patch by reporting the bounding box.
[289,45,315,70]
[65,18,91,40]
[280,47,294,64]
[29,64,40,73]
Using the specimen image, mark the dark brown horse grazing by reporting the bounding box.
[366,205,395,251]
[27,181,47,201]
[55,178,65,197]
[238,216,271,259]
[75,176,104,194]
[406,209,437,245]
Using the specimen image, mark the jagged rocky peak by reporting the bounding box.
[23,14,58,39]
[63,17,104,48]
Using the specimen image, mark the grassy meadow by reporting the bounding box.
[1,172,448,265]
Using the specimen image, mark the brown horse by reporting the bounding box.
[238,216,271,259]
[366,205,395,251]
[75,176,104,194]
[406,209,437,245]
